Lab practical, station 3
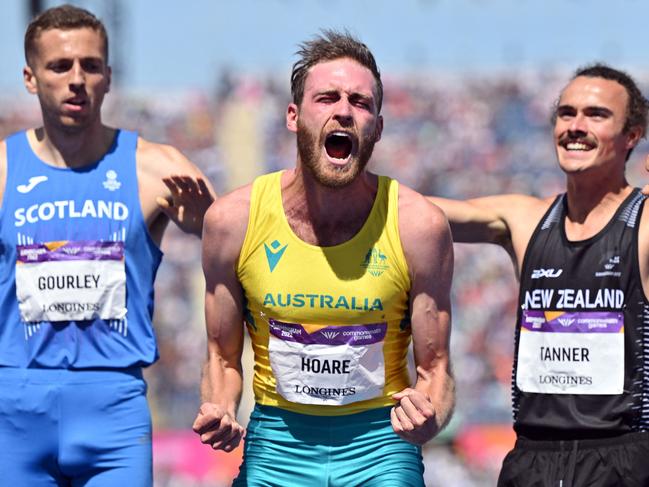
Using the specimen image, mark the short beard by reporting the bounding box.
[296,121,376,188]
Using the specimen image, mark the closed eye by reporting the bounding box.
[316,91,340,104]
[81,58,105,74]
[47,59,73,73]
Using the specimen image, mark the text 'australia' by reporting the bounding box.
[263,293,383,311]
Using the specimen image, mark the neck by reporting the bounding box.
[564,172,630,223]
[282,166,378,246]
[31,120,115,169]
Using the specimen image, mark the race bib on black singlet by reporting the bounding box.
[15,240,126,322]
[516,310,624,395]
[268,319,387,406]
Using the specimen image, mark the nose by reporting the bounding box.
[69,61,85,88]
[333,99,353,126]
[568,113,587,135]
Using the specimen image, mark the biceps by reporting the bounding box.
[205,281,245,362]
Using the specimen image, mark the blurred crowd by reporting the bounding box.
[2,68,649,486]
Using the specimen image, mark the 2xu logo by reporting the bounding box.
[531,268,563,279]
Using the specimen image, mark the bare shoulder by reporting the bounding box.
[493,193,554,232]
[398,184,453,270]
[473,193,553,241]
[136,137,201,177]
[203,183,252,254]
[399,183,450,237]
[134,135,215,238]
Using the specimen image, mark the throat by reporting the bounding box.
[284,204,371,247]
[281,169,378,246]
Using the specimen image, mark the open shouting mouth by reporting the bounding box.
[325,131,355,164]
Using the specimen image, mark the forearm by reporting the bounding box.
[200,352,243,416]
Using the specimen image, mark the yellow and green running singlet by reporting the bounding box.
[237,171,412,416]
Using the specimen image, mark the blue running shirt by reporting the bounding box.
[0,130,162,368]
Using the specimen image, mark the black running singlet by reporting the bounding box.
[512,189,649,439]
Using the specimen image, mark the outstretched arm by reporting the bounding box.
[427,196,509,245]
[428,194,553,272]
[192,187,250,452]
[137,139,216,244]
[391,187,454,445]
[156,174,214,236]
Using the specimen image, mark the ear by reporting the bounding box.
[23,65,37,94]
[626,125,643,151]
[374,114,384,143]
[105,65,112,94]
[286,103,298,133]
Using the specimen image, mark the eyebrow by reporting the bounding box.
[45,55,104,63]
[314,89,340,97]
[556,104,614,116]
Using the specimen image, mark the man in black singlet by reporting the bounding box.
[429,64,649,486]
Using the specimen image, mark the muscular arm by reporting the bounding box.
[136,138,216,245]
[428,194,552,270]
[391,187,454,445]
[192,187,250,452]
[427,195,510,245]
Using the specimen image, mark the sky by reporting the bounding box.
[1,0,648,93]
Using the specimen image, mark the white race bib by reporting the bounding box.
[516,310,624,395]
[268,319,386,406]
[16,240,126,322]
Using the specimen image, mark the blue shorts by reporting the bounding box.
[0,367,152,486]
[234,404,424,487]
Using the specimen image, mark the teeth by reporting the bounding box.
[566,142,590,151]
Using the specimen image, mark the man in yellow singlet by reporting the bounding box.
[193,30,454,486]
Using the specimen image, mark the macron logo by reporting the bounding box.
[264,240,288,272]
[17,176,48,194]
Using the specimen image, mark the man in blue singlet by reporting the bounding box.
[0,4,215,486]
[430,65,649,486]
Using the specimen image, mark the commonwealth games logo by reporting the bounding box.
[361,247,389,277]
[321,331,340,340]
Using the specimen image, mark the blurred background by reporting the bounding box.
[2,0,649,485]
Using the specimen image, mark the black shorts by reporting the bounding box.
[497,432,649,487]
